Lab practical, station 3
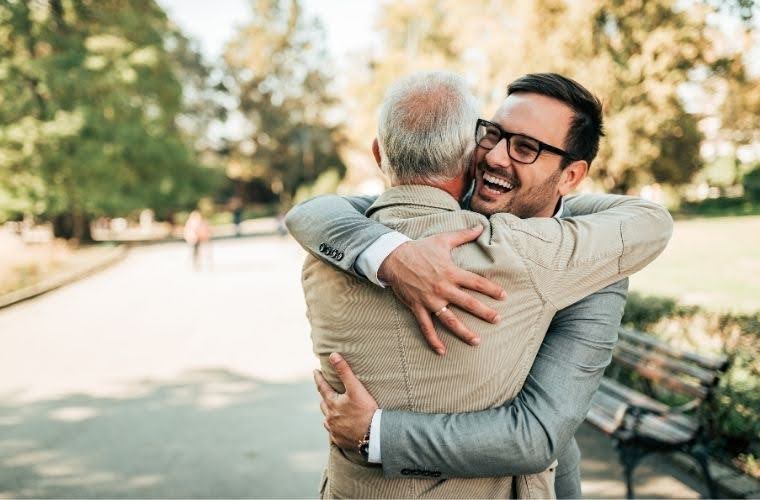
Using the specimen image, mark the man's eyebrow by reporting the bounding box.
[488,118,530,136]
[495,123,543,140]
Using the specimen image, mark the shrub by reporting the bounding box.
[678,196,759,217]
[743,166,760,202]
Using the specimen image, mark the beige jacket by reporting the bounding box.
[302,185,673,499]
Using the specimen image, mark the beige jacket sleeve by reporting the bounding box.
[491,194,673,310]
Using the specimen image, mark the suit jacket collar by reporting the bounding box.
[555,196,567,218]
[367,185,461,217]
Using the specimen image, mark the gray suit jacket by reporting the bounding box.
[286,194,632,498]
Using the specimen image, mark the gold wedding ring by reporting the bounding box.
[434,305,449,317]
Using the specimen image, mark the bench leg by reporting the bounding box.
[623,461,635,499]
[692,446,718,499]
[615,442,645,499]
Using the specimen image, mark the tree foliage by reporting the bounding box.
[718,46,760,147]
[221,0,345,205]
[0,0,219,239]
[346,0,753,193]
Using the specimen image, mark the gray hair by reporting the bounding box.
[377,71,479,184]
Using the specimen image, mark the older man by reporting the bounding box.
[296,71,672,498]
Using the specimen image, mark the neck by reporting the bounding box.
[434,177,469,201]
[392,176,468,202]
[534,196,562,218]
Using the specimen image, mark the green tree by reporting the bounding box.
[222,0,345,206]
[0,0,219,240]
[586,0,709,192]
[350,0,747,193]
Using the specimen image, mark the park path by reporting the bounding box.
[0,236,706,498]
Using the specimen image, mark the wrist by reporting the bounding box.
[357,232,410,287]
[358,421,372,460]
[377,241,408,283]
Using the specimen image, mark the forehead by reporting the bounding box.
[491,92,574,146]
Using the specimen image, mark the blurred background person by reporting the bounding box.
[230,197,244,237]
[183,210,211,271]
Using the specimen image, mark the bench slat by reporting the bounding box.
[599,378,669,413]
[616,339,718,386]
[598,378,699,435]
[633,413,696,444]
[619,328,729,371]
[590,379,700,444]
[587,406,622,435]
[593,386,628,413]
[613,350,709,400]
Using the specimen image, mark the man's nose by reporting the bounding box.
[484,138,512,169]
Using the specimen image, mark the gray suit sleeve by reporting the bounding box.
[379,279,628,478]
[284,194,387,276]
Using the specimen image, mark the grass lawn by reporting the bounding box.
[629,215,760,313]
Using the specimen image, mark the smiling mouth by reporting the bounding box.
[481,171,516,195]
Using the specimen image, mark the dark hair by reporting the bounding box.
[507,73,604,168]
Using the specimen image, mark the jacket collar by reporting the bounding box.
[367,185,461,217]
[554,196,566,218]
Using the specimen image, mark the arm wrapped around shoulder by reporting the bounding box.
[284,194,388,275]
[617,198,673,275]
[492,194,673,311]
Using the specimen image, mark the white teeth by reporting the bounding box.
[483,172,514,190]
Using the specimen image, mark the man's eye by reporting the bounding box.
[514,139,538,153]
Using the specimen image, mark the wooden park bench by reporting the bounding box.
[586,328,730,499]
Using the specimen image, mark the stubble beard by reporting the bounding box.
[472,167,563,219]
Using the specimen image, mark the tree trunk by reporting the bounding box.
[52,212,93,243]
[73,212,94,243]
[52,213,74,239]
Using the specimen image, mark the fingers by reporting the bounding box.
[456,269,506,301]
[320,400,328,416]
[328,353,362,395]
[447,286,501,324]
[412,304,446,355]
[441,225,484,248]
[435,307,481,346]
[313,369,337,401]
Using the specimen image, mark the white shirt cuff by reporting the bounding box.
[367,409,383,463]
[354,232,410,287]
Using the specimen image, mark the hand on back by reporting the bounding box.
[378,225,505,355]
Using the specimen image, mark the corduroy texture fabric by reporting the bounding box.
[302,185,673,499]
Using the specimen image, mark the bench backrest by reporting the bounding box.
[613,328,730,401]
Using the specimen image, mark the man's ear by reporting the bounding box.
[558,160,588,196]
[371,138,382,168]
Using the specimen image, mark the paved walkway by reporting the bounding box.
[0,237,707,498]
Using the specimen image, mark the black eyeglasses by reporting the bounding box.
[475,118,579,164]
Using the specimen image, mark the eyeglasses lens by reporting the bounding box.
[509,136,540,163]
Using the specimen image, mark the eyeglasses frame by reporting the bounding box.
[474,118,579,164]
